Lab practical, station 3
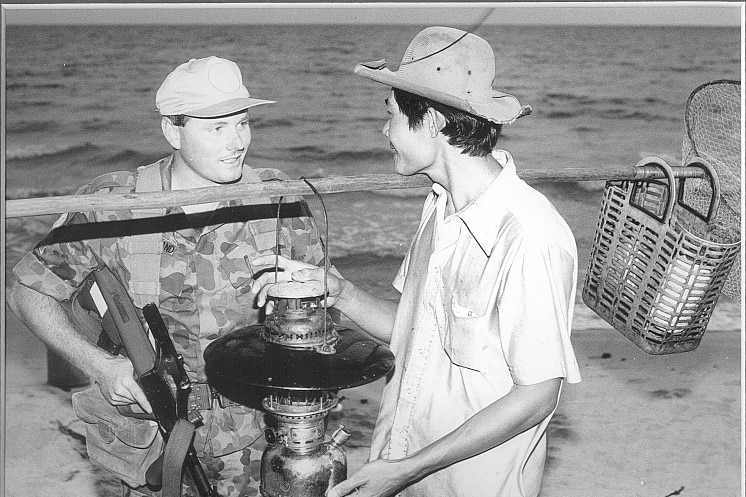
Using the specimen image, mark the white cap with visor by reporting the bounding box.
[156,56,275,118]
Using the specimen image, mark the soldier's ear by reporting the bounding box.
[161,117,181,150]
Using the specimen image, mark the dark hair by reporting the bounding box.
[166,115,189,127]
[393,88,502,157]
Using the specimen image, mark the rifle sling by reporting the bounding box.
[163,419,196,497]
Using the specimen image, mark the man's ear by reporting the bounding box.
[161,117,181,150]
[426,107,446,137]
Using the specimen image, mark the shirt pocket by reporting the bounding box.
[246,218,293,258]
[218,243,260,291]
[439,298,488,372]
[159,253,187,297]
[248,219,280,253]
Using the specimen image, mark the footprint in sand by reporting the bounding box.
[648,388,692,399]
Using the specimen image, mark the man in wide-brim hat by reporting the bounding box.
[253,26,582,497]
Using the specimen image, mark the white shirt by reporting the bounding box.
[369,150,582,497]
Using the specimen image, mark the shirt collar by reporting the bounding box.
[431,149,520,257]
[162,156,268,236]
[162,155,266,211]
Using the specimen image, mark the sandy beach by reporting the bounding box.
[3,253,742,497]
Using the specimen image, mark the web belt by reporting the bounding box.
[188,383,241,411]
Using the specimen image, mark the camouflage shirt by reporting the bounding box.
[13,155,327,457]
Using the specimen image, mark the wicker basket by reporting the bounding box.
[582,157,740,354]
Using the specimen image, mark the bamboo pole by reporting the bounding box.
[5,165,707,219]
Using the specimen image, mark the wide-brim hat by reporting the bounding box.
[354,26,531,125]
[156,56,275,118]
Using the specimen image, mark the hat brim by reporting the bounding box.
[354,60,529,125]
[186,97,275,118]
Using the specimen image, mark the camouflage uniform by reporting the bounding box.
[13,155,328,497]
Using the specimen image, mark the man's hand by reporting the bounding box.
[95,355,153,414]
[250,254,346,308]
[327,459,413,497]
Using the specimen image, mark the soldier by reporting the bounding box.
[9,56,327,496]
[252,27,582,497]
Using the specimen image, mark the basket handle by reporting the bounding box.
[676,157,721,223]
[632,157,677,224]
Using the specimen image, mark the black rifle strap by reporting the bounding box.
[163,419,196,497]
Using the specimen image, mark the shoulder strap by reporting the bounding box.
[126,158,168,308]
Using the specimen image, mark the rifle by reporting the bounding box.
[90,265,217,497]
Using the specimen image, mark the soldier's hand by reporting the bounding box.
[250,254,346,308]
[96,355,152,414]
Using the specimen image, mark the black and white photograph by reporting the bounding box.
[2,3,743,497]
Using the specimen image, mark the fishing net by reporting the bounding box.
[681,80,742,301]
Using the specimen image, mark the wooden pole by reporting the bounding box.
[5,166,707,219]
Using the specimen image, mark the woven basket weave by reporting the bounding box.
[582,157,740,354]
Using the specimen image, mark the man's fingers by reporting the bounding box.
[292,267,322,282]
[129,384,153,414]
[251,254,289,269]
[326,479,359,497]
[116,375,153,414]
[252,255,316,274]
[251,271,287,305]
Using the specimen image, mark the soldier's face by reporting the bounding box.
[175,110,252,186]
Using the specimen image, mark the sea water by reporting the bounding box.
[5,23,742,330]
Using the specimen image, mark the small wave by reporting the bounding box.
[286,146,391,164]
[544,92,580,101]
[5,186,78,200]
[7,81,64,90]
[666,65,697,74]
[539,92,675,122]
[369,187,431,199]
[571,125,599,133]
[6,121,60,134]
[357,115,386,125]
[542,107,677,123]
[543,93,668,108]
[5,142,97,161]
[287,145,327,159]
[328,149,392,163]
[530,179,606,199]
[80,102,118,112]
[543,110,578,119]
[80,118,123,132]
[598,109,674,122]
[257,117,296,129]
[6,99,55,108]
[108,149,162,166]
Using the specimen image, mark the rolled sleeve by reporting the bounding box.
[13,222,100,302]
[497,236,581,385]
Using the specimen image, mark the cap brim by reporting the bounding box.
[354,60,527,125]
[187,97,275,118]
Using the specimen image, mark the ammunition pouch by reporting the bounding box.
[72,385,164,488]
[65,275,123,356]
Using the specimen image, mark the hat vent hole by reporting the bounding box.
[436,67,441,71]
[468,70,472,75]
